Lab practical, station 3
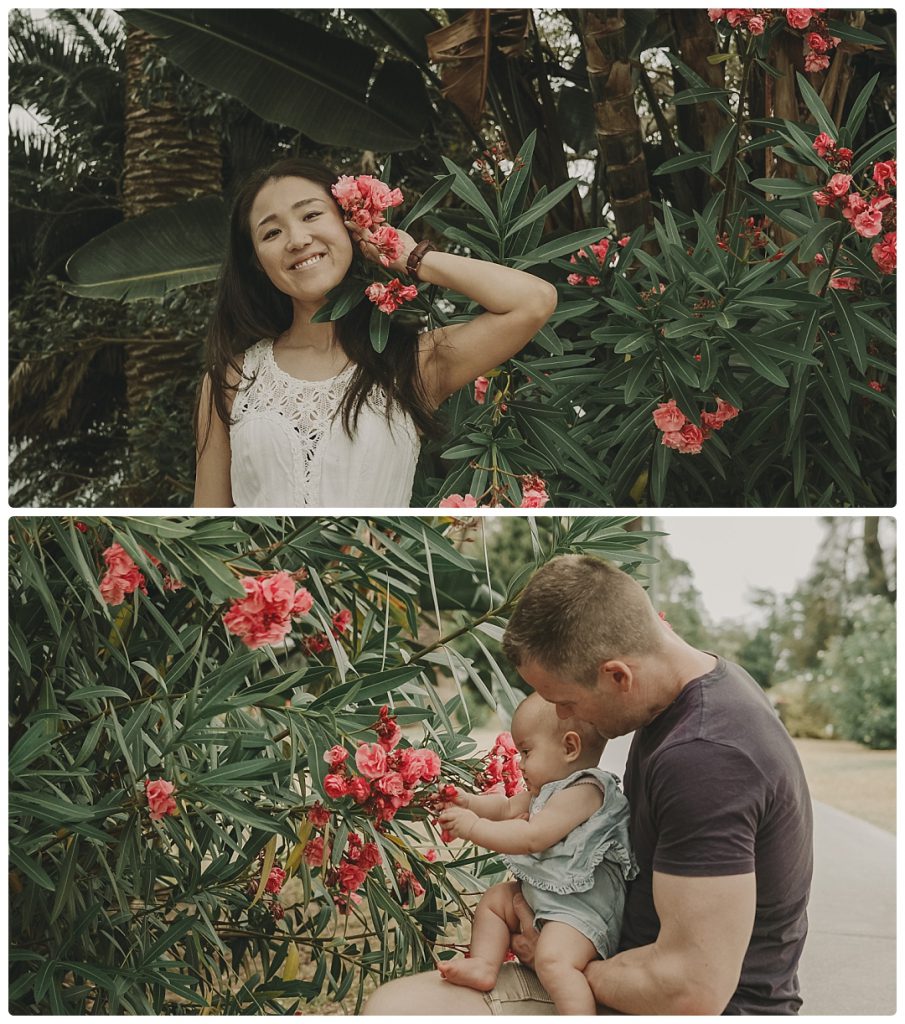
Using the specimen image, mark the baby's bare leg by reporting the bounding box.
[440,881,521,992]
[533,921,599,1015]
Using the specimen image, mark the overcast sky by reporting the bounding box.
[655,516,829,623]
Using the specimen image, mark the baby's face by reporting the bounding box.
[511,719,570,797]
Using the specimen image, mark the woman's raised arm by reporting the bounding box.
[350,225,558,406]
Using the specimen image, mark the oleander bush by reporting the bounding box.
[9,514,654,1013]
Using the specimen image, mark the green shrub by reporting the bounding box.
[9,514,654,1013]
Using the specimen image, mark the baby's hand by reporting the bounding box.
[437,805,479,841]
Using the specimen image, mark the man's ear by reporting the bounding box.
[599,659,633,693]
[561,730,582,762]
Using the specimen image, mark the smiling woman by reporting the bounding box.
[193,157,558,508]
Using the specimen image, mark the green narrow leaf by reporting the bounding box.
[502,130,538,221]
[369,304,390,353]
[726,332,789,388]
[504,178,579,239]
[795,72,839,138]
[440,157,499,233]
[710,123,737,175]
[828,290,867,373]
[398,174,455,232]
[799,218,842,261]
[843,72,880,139]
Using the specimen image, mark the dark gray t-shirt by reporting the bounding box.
[620,657,813,1014]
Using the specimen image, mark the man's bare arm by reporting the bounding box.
[584,871,756,1014]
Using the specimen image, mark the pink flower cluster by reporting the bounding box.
[100,542,147,605]
[439,475,550,509]
[520,474,550,508]
[302,607,353,657]
[811,146,897,264]
[319,706,443,826]
[332,174,404,271]
[99,543,183,606]
[474,732,525,798]
[332,175,403,234]
[245,856,288,921]
[568,238,611,287]
[222,570,314,650]
[707,8,770,34]
[653,397,739,455]
[305,830,383,914]
[365,277,418,314]
[145,778,177,821]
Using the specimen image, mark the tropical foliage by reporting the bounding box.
[9,9,896,506]
[9,514,655,1013]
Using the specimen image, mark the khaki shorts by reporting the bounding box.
[482,964,555,1014]
[482,963,619,1015]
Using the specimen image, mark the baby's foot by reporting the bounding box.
[439,957,499,992]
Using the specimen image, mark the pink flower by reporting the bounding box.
[332,609,352,635]
[364,278,418,314]
[804,52,830,73]
[324,745,350,769]
[99,543,147,606]
[338,861,368,893]
[439,493,477,509]
[585,275,601,286]
[519,474,549,508]
[841,192,868,222]
[747,15,765,34]
[375,771,406,797]
[872,160,897,190]
[701,398,740,430]
[871,232,896,274]
[835,148,853,166]
[652,399,687,433]
[474,376,490,404]
[676,423,705,455]
[307,802,331,827]
[590,239,610,262]
[617,235,631,247]
[812,131,836,158]
[868,380,885,393]
[826,173,852,198]
[303,836,326,866]
[324,773,350,799]
[425,848,439,862]
[145,778,177,821]
[567,273,585,286]
[852,208,884,238]
[370,224,402,267]
[786,9,814,29]
[223,571,313,650]
[661,430,684,451]
[725,9,752,27]
[708,9,726,21]
[265,866,286,895]
[355,742,388,779]
[807,31,829,52]
[331,175,362,207]
[347,776,371,803]
[409,748,442,782]
[829,276,859,291]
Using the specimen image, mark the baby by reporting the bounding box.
[438,692,636,1015]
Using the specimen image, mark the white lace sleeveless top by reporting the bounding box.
[229,339,420,507]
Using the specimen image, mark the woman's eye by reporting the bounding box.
[262,228,279,240]
[304,211,322,221]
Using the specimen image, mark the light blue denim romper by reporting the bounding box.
[501,767,637,959]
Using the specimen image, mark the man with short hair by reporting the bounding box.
[364,554,813,1015]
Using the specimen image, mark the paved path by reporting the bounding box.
[564,731,896,1012]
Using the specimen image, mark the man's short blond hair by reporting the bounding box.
[502,554,665,685]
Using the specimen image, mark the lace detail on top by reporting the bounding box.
[232,339,356,505]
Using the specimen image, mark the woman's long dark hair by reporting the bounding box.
[197,157,442,451]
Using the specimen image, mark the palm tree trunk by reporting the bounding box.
[670,10,727,209]
[122,26,221,504]
[579,10,652,236]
